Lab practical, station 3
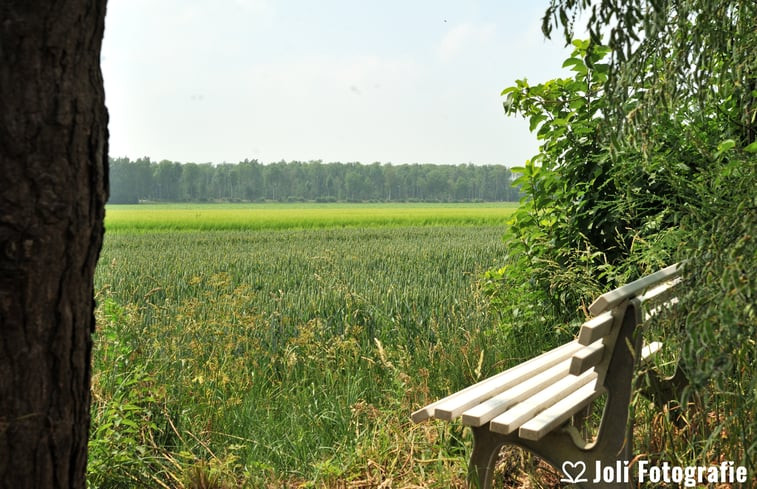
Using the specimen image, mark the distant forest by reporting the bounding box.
[109,157,521,204]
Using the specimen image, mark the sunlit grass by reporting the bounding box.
[89,216,511,487]
[104,202,518,231]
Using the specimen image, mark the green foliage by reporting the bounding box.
[89,299,162,488]
[488,0,756,479]
[486,42,655,342]
[676,157,756,469]
[503,41,614,261]
[542,0,757,153]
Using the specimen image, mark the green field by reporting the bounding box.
[91,204,522,488]
[104,202,518,231]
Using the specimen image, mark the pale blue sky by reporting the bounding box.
[102,1,577,166]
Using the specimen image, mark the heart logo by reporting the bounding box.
[560,460,588,484]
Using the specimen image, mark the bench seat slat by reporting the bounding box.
[518,380,606,441]
[489,369,598,435]
[459,357,575,426]
[412,341,584,423]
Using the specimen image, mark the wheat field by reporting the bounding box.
[90,204,515,488]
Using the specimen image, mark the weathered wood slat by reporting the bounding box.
[638,277,681,304]
[459,357,574,427]
[588,263,681,315]
[640,341,662,364]
[569,341,605,375]
[577,311,614,346]
[489,369,598,435]
[518,380,606,441]
[644,297,680,321]
[411,341,583,423]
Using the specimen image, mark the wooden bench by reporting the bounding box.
[411,264,683,488]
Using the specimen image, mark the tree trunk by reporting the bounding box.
[0,1,108,488]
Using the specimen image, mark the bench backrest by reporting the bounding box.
[588,263,681,315]
[411,264,684,443]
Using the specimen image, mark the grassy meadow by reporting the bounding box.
[91,203,525,488]
[104,202,518,232]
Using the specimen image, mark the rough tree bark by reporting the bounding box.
[0,1,108,488]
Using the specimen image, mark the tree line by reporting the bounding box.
[108,157,521,204]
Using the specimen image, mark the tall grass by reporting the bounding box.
[90,223,515,487]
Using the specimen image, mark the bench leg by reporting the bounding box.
[469,426,505,489]
[469,427,631,489]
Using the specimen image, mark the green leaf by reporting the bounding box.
[512,175,528,187]
[561,57,583,69]
[717,139,736,152]
[593,63,609,74]
[571,39,589,50]
[714,139,737,160]
[744,141,757,153]
[569,98,586,110]
[562,57,588,74]
[529,114,547,132]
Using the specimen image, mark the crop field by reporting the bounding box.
[104,202,518,231]
[90,204,522,488]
